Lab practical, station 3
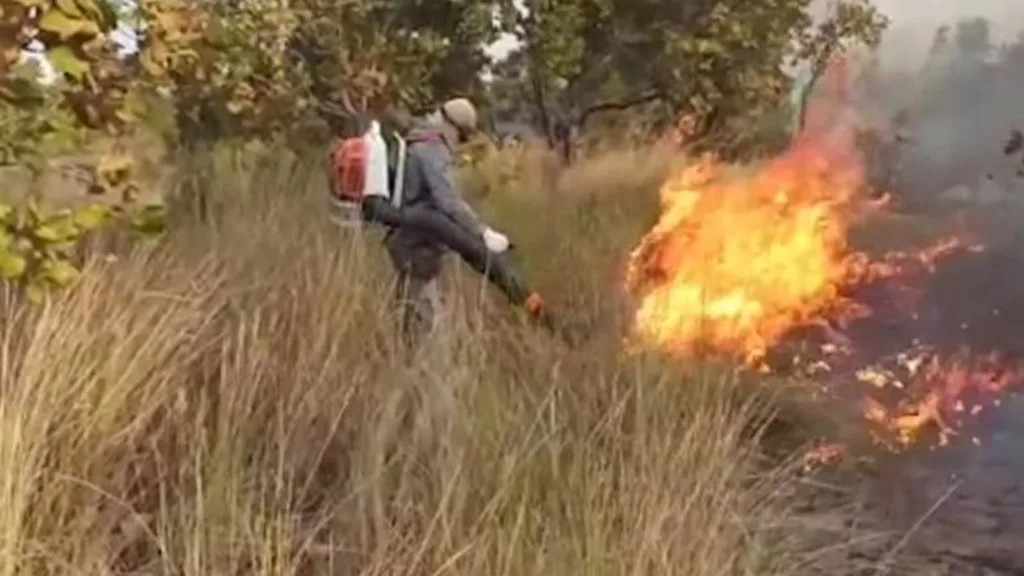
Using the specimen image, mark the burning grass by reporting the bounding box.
[0,145,887,575]
[624,107,1024,456]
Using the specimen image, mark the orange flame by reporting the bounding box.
[626,59,1017,454]
[623,144,1017,451]
[625,132,913,364]
[625,54,973,367]
[860,349,1020,448]
[622,139,1000,448]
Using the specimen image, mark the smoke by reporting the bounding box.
[848,0,1024,216]
[845,8,1024,563]
[871,0,1024,68]
[833,2,1024,433]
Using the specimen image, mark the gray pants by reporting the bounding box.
[385,228,445,351]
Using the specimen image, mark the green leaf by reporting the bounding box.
[73,203,110,230]
[47,46,91,80]
[1,67,46,104]
[38,7,101,40]
[43,259,79,286]
[130,204,167,237]
[54,0,86,19]
[0,249,26,279]
[25,281,46,304]
[33,218,77,242]
[68,0,119,31]
[94,0,121,31]
[32,225,58,242]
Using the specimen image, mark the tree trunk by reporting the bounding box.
[529,74,557,148]
[555,119,578,164]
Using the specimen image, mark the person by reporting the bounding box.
[384,97,521,348]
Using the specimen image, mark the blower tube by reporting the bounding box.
[361,196,533,306]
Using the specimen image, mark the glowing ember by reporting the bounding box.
[857,348,1021,449]
[803,442,845,471]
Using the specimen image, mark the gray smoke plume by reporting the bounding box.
[852,0,1024,210]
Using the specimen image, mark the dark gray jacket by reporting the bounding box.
[401,118,484,237]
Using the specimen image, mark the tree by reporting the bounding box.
[954,17,992,61]
[0,0,173,300]
[1001,31,1024,71]
[494,0,887,162]
[135,0,316,147]
[141,0,503,146]
[287,0,443,136]
[392,0,503,103]
[793,0,886,135]
[864,18,1024,204]
[279,0,504,138]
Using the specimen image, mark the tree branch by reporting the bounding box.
[577,89,664,129]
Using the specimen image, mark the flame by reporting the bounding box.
[623,58,1015,454]
[623,132,957,365]
[622,137,1010,449]
[625,148,847,363]
[858,349,1021,449]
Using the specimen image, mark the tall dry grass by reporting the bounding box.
[0,143,881,575]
